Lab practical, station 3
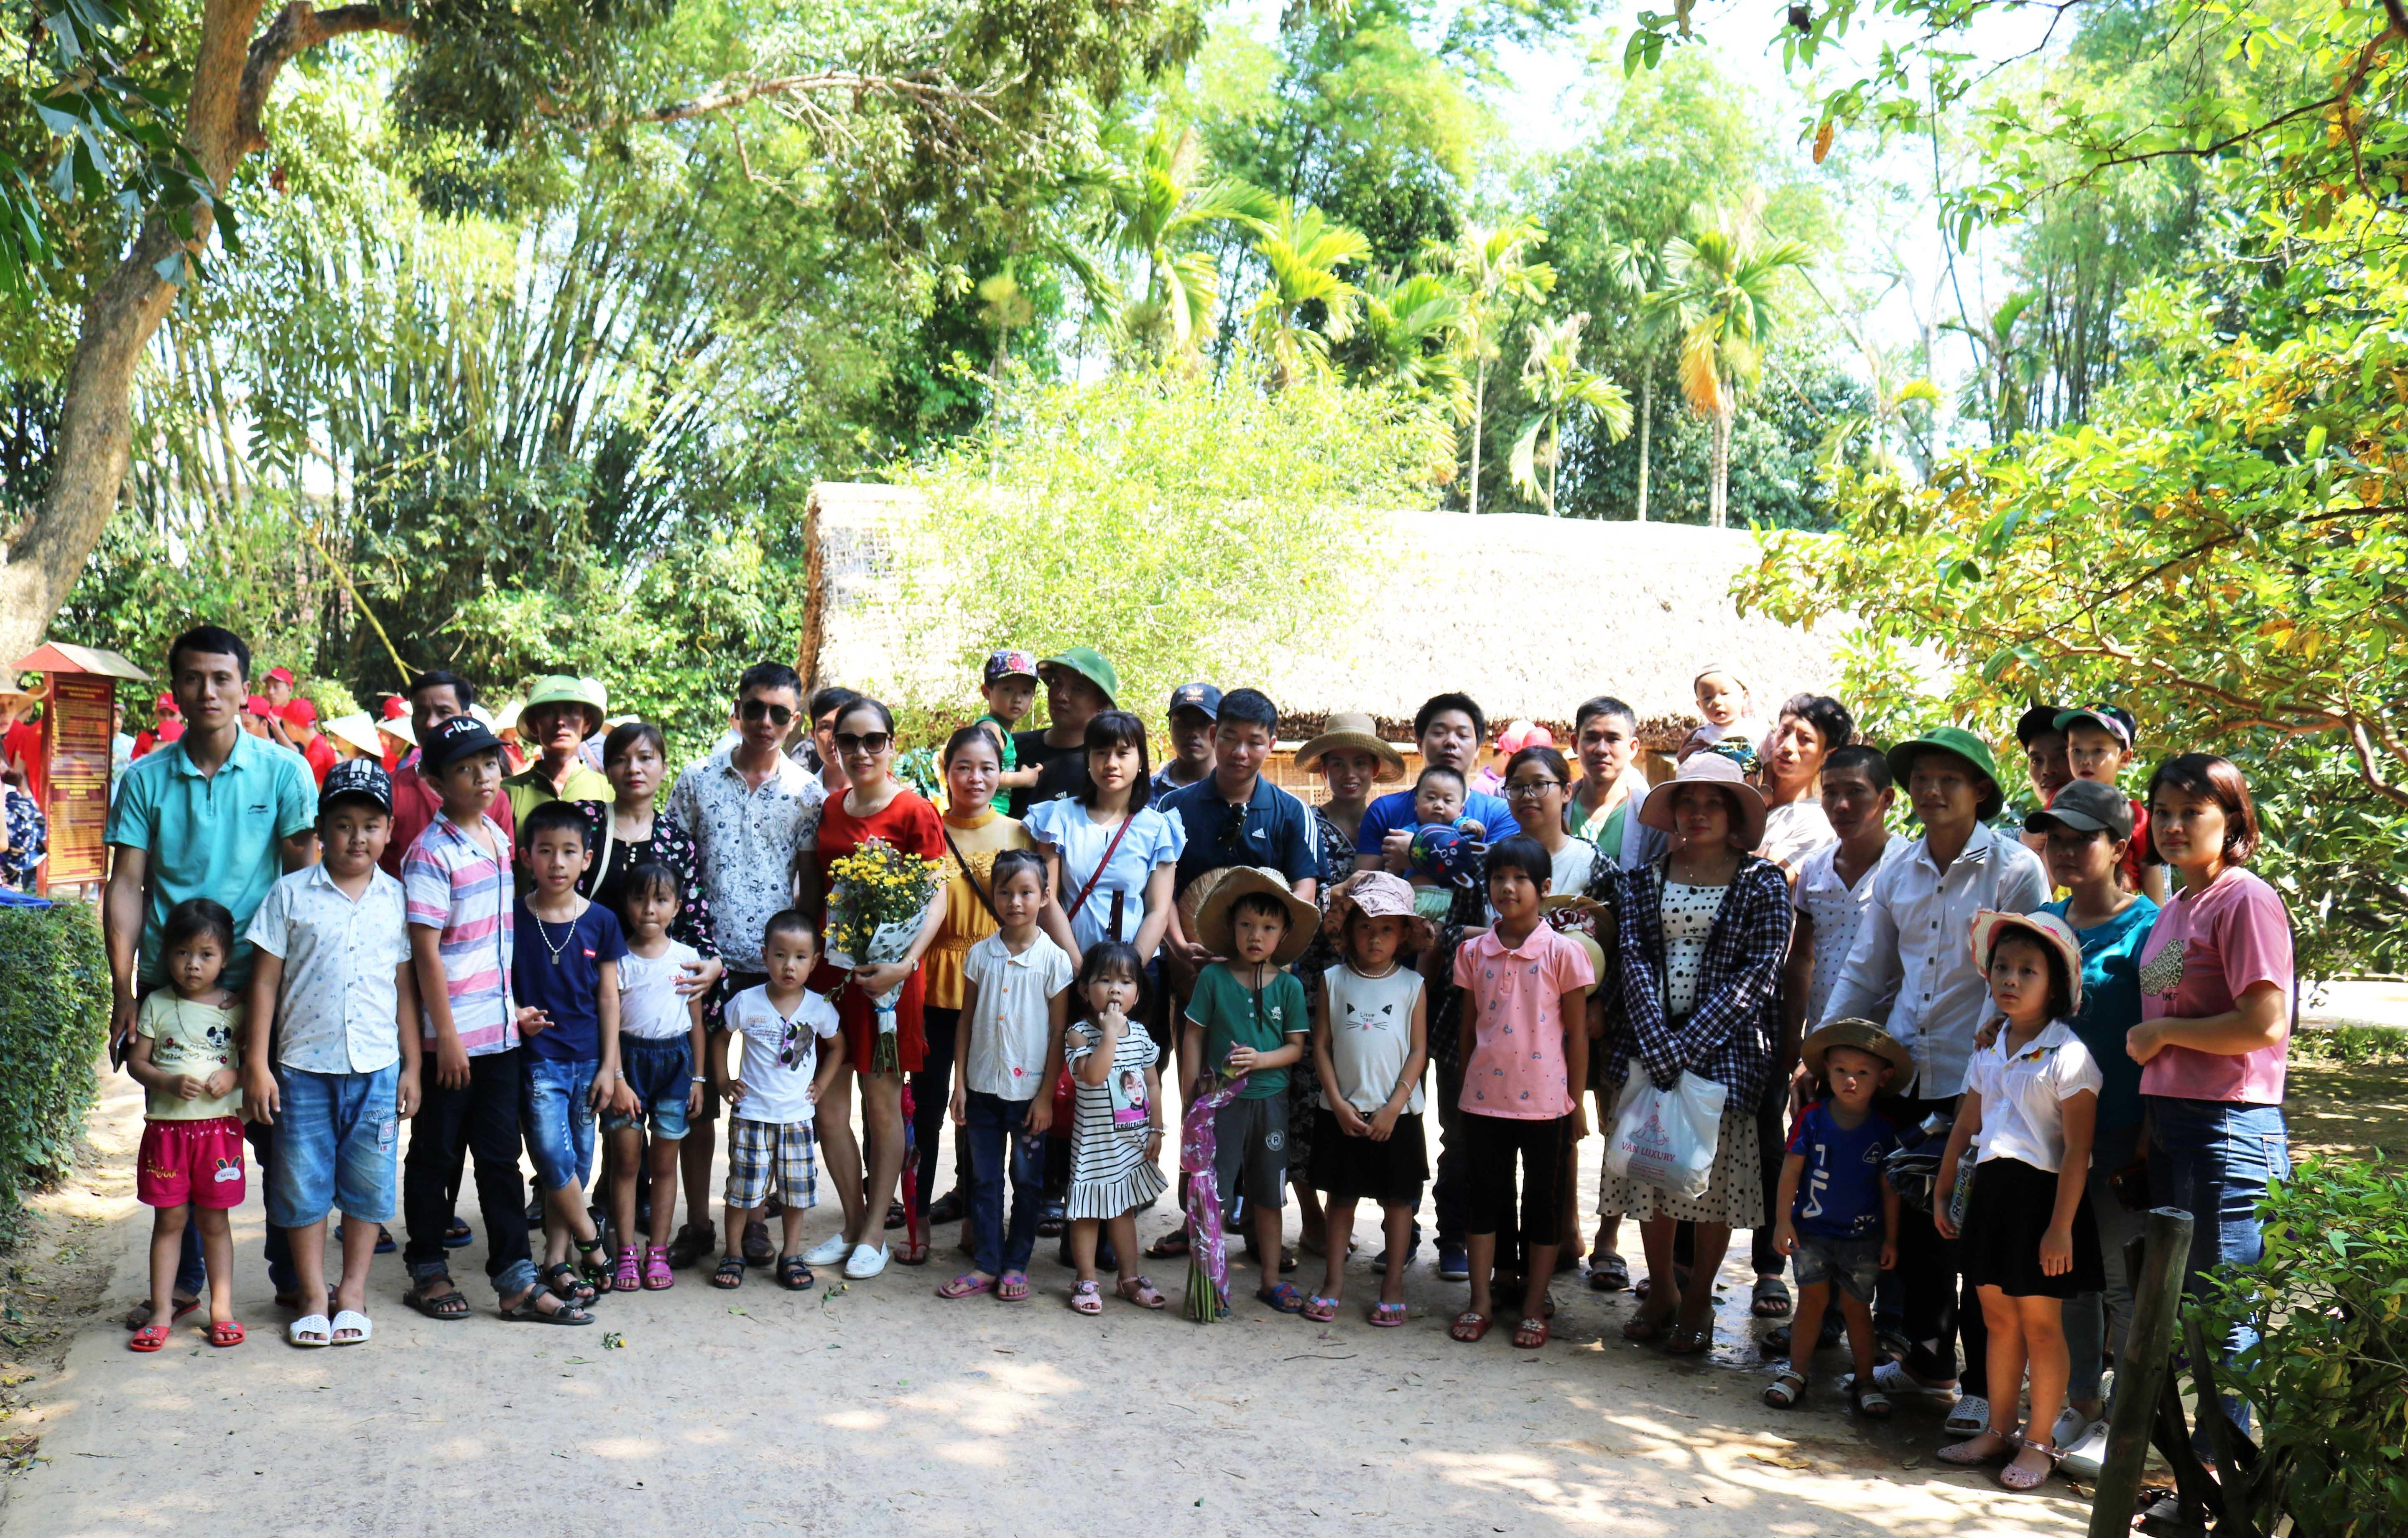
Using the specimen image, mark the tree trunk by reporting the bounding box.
[1467,357,1487,517]
[1546,421,1559,516]
[1710,392,1734,529]
[0,0,402,664]
[1634,364,1653,522]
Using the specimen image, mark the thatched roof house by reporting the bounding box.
[799,481,1852,755]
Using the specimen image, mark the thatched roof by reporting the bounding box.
[801,483,1853,749]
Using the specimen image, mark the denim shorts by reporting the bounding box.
[1791,1231,1882,1304]
[266,1064,400,1226]
[604,1038,694,1141]
[521,1055,598,1196]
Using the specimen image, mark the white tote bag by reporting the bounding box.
[1604,1062,1728,1200]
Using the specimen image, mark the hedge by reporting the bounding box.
[0,901,110,1236]
[2196,1156,2408,1536]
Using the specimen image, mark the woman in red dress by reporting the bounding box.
[800,697,949,1276]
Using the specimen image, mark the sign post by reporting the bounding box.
[9,643,152,899]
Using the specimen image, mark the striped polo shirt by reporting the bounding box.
[401,812,518,1056]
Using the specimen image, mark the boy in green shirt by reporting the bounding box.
[1181,868,1318,1313]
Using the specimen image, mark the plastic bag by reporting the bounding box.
[1604,1062,1728,1199]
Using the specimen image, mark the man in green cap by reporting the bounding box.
[1009,647,1118,816]
[1821,722,2048,1434]
[504,675,615,829]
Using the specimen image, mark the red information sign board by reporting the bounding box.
[42,673,114,887]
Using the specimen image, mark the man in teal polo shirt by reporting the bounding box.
[107,624,318,1322]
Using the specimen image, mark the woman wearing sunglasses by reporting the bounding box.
[793,698,950,1275]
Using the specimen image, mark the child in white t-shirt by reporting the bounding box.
[602,863,707,1292]
[1677,663,1769,763]
[941,849,1072,1301]
[1935,911,2105,1493]
[714,912,843,1292]
[1304,872,1430,1328]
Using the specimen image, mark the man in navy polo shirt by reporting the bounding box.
[1353,692,1521,872]
[1160,688,1320,947]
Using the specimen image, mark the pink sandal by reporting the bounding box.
[1069,1279,1103,1315]
[996,1271,1030,1301]
[642,1245,674,1290]
[1116,1275,1168,1310]
[612,1246,643,1293]
[1301,1293,1340,1323]
[938,1272,995,1299]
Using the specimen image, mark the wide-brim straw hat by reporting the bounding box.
[1800,1018,1915,1081]
[1191,865,1320,967]
[1636,754,1768,848]
[1294,711,1406,782]
[1969,908,2085,1015]
[1319,870,1435,953]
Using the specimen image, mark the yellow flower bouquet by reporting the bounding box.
[824,837,946,1071]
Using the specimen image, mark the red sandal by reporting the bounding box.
[207,1319,245,1347]
[1450,1309,1492,1343]
[129,1324,171,1352]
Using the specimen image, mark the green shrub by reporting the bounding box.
[0,902,110,1235]
[2196,1157,2408,1535]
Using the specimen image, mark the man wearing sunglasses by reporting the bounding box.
[662,660,825,1268]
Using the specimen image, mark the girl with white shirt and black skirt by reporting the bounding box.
[1933,910,2104,1493]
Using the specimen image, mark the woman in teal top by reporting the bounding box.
[2026,779,2159,1467]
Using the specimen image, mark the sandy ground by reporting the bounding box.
[0,1067,2102,1538]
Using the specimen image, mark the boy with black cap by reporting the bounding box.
[399,714,587,1323]
[1822,724,2048,1433]
[1153,681,1220,797]
[2054,705,2167,901]
[242,758,422,1345]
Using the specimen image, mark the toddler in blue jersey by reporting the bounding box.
[1765,1019,1908,1417]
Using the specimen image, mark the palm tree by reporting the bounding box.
[1443,221,1555,517]
[1595,237,1679,521]
[1105,126,1275,362]
[1356,266,1471,484]
[1649,222,1812,527]
[1245,204,1372,389]
[1508,313,1633,517]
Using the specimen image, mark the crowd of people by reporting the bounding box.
[97,624,2296,1498]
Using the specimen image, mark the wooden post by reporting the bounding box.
[2087,1207,2196,1538]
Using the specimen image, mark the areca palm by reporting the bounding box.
[1649,223,1812,527]
[1444,221,1555,517]
[1105,126,1275,361]
[1596,237,1678,521]
[1508,313,1633,517]
[1245,204,1373,389]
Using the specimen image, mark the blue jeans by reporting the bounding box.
[267,1064,402,1227]
[965,1090,1044,1278]
[2146,1096,2290,1440]
[2067,1120,2148,1405]
[522,1056,599,1197]
[177,1118,297,1299]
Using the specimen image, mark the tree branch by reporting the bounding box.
[629,68,1012,131]
[237,3,414,158]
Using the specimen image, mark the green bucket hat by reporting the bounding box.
[1886,724,2005,821]
[523,675,607,738]
[1036,646,1118,707]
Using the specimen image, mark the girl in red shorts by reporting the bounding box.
[127,898,249,1350]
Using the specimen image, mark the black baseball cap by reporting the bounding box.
[2054,704,2138,750]
[1168,682,1222,720]
[2025,779,2133,840]
[2014,704,2071,748]
[319,757,393,815]
[421,713,505,776]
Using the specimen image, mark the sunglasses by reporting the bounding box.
[740,699,794,725]
[834,731,892,755]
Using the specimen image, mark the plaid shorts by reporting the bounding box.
[724,1117,818,1211]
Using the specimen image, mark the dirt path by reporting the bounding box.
[2,1068,2092,1536]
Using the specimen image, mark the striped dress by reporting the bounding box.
[1063,1019,1168,1220]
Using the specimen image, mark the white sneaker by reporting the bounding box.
[2061,1417,2112,1479]
[843,1243,890,1279]
[2051,1406,2095,1452]
[1942,1393,1992,1437]
[802,1233,852,1267]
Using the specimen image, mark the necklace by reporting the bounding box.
[534,911,577,967]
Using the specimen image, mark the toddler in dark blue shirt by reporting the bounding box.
[1766,1019,1909,1417]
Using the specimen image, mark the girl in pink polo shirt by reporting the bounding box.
[1447,838,1593,1352]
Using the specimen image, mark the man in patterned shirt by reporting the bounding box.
[663,660,823,1268]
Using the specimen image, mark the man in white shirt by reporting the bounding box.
[662,661,824,1267]
[1821,725,2048,1431]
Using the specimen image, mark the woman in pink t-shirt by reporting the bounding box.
[2127,753,2291,1445]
